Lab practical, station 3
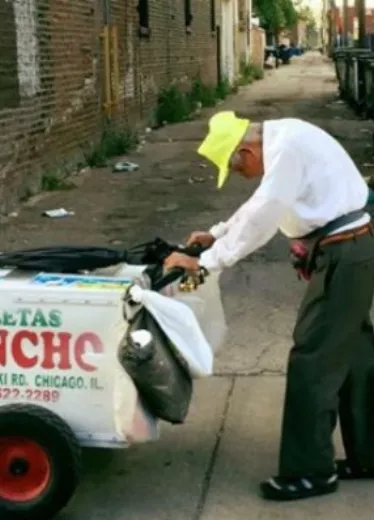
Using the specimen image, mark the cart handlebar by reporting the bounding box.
[146,242,207,292]
[151,267,186,292]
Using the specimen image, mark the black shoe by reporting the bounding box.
[260,474,339,501]
[336,459,374,480]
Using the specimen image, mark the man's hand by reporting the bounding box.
[186,231,215,248]
[164,252,200,272]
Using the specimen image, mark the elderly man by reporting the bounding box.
[164,111,374,501]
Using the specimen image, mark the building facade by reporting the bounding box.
[0,0,218,213]
[324,2,374,50]
[216,0,253,85]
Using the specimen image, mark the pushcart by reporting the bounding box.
[0,239,225,520]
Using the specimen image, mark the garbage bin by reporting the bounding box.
[333,49,347,96]
[361,53,374,117]
[333,48,372,111]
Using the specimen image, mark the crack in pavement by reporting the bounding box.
[193,371,284,520]
[213,370,285,377]
[245,343,273,374]
[193,376,236,520]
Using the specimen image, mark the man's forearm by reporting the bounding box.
[208,199,253,241]
[200,198,286,272]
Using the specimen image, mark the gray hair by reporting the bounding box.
[229,122,263,171]
[243,122,263,143]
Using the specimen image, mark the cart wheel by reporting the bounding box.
[0,404,81,520]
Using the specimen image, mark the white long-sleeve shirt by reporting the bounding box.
[199,118,369,272]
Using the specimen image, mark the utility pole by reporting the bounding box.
[356,0,366,48]
[343,0,348,46]
[321,0,327,52]
[328,0,337,56]
[356,0,366,110]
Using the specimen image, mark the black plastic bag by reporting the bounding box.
[118,308,193,424]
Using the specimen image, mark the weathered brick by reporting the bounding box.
[0,0,217,214]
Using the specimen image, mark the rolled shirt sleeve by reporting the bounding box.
[209,221,230,240]
[200,145,304,271]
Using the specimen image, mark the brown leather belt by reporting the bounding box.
[319,223,372,247]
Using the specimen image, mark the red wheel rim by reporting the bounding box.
[0,437,51,502]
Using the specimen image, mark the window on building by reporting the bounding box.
[184,0,193,33]
[238,0,246,22]
[210,0,216,33]
[238,0,247,32]
[137,0,150,38]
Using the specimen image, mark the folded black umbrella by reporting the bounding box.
[0,238,188,273]
[0,236,206,274]
[0,246,127,273]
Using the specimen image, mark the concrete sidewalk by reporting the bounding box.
[59,377,373,520]
[4,52,374,520]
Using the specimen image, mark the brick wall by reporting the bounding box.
[0,0,217,214]
[134,0,218,123]
[290,21,307,45]
[0,0,101,214]
[250,25,265,69]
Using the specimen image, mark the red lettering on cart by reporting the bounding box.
[40,332,72,370]
[0,329,104,372]
[75,332,104,372]
[13,331,38,368]
[0,330,7,366]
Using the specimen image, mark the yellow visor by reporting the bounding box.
[198,111,250,188]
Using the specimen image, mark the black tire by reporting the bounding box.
[0,404,82,520]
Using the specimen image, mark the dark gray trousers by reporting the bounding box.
[279,231,374,477]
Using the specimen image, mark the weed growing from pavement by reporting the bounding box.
[216,77,231,100]
[189,77,217,108]
[26,124,138,196]
[20,187,33,202]
[85,124,138,168]
[41,172,74,191]
[155,69,263,126]
[156,85,192,125]
[239,60,264,85]
[39,158,80,192]
[156,77,233,126]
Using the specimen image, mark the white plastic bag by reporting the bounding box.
[129,285,214,378]
[173,272,227,354]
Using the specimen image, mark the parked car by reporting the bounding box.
[265,44,301,66]
[278,44,292,64]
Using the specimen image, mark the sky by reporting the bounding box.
[304,0,322,16]
[332,0,374,6]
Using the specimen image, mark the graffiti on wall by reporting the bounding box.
[0,0,40,110]
[13,0,40,97]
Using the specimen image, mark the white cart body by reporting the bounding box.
[0,265,224,449]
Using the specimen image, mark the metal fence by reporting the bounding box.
[333,48,374,117]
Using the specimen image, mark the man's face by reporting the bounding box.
[229,129,264,180]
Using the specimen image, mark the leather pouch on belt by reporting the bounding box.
[289,239,319,281]
[288,209,367,281]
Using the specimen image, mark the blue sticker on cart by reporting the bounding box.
[32,273,133,290]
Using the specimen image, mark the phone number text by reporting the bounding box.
[0,388,60,402]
